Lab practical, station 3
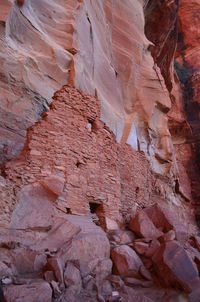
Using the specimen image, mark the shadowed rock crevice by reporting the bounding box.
[174,1,200,223]
[144,0,180,92]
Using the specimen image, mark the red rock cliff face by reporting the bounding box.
[174,0,200,222]
[0,0,200,301]
[1,0,175,178]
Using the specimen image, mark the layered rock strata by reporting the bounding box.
[1,0,176,178]
[0,0,200,301]
[173,0,200,221]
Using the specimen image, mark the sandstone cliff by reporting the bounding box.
[0,0,200,301]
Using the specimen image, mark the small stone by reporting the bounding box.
[112,291,119,297]
[29,150,42,156]
[133,242,149,255]
[50,280,61,298]
[124,277,153,288]
[1,277,12,285]
[109,275,124,289]
[100,280,112,296]
[139,265,152,281]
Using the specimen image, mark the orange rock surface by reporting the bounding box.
[0,1,200,301]
[0,0,175,177]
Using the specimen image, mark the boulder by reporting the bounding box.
[91,258,113,282]
[109,275,124,290]
[40,175,65,197]
[44,257,64,284]
[10,183,56,231]
[111,245,149,277]
[43,271,56,283]
[12,248,46,275]
[32,216,81,252]
[104,217,119,233]
[58,215,110,265]
[50,280,61,298]
[64,262,82,293]
[132,242,149,255]
[139,266,152,281]
[82,275,96,292]
[152,241,199,293]
[99,280,112,296]
[3,280,52,302]
[129,211,163,239]
[6,216,81,277]
[124,277,153,288]
[144,204,188,242]
[144,239,160,258]
[110,230,135,245]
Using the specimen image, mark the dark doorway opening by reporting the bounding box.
[66,207,72,214]
[89,202,101,214]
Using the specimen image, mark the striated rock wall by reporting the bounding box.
[0,0,200,301]
[174,0,200,221]
[1,0,175,177]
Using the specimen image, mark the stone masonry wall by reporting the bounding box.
[2,86,196,232]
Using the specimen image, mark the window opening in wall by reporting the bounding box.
[66,207,72,214]
[175,179,180,194]
[76,161,81,168]
[136,187,140,194]
[89,202,102,226]
[87,120,93,132]
[89,202,101,213]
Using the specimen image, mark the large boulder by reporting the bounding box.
[129,211,163,239]
[58,215,110,265]
[32,216,81,252]
[152,241,199,293]
[10,183,57,232]
[144,204,188,242]
[3,280,52,302]
[9,214,110,281]
[111,245,149,278]
[40,175,65,197]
